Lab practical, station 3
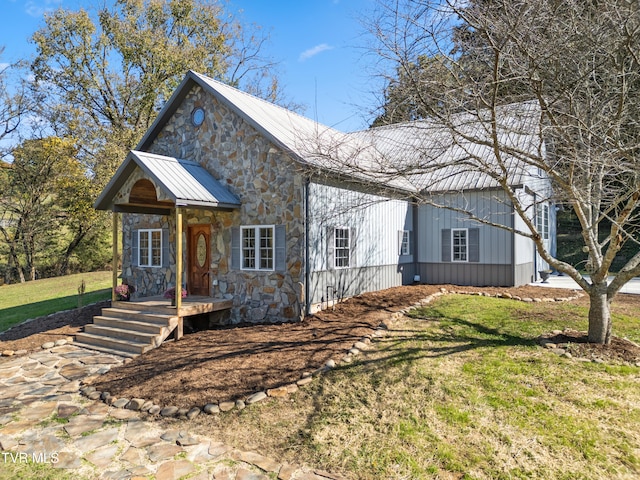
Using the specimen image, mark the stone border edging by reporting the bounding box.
[76,287,586,420]
[1,336,74,358]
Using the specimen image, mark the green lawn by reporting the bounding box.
[0,271,112,333]
[189,295,640,480]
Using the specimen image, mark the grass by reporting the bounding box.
[0,459,80,480]
[0,271,112,333]
[189,295,640,480]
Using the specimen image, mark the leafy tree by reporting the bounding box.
[360,0,640,344]
[31,0,282,178]
[18,0,287,282]
[0,138,76,281]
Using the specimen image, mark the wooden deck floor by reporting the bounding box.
[113,296,233,316]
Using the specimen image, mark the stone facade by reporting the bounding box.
[120,84,305,323]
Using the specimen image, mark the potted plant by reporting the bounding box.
[114,284,131,301]
[164,286,187,306]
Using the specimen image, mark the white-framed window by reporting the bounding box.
[400,230,411,256]
[138,229,162,267]
[452,228,468,262]
[536,204,549,240]
[334,227,350,268]
[241,226,274,270]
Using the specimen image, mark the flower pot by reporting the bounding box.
[539,270,552,283]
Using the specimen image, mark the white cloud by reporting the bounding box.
[298,43,334,62]
[25,0,62,18]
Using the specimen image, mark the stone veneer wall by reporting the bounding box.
[118,168,179,298]
[121,212,177,298]
[124,83,305,323]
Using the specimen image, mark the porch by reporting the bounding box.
[114,295,234,316]
[75,296,234,358]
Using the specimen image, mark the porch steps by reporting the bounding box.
[75,303,179,358]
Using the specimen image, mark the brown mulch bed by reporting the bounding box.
[541,329,640,364]
[1,284,638,409]
[0,301,110,352]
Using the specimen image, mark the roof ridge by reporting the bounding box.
[132,150,200,166]
[190,70,342,134]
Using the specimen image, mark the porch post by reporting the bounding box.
[175,207,183,340]
[112,211,118,302]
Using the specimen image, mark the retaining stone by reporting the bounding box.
[112,398,130,408]
[187,407,201,419]
[296,376,313,386]
[160,406,179,417]
[246,392,267,404]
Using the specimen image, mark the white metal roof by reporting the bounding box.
[347,101,545,193]
[193,72,544,194]
[130,71,545,199]
[94,150,241,211]
[191,72,417,193]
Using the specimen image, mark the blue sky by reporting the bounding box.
[0,0,381,132]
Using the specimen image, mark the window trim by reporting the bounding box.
[451,228,468,263]
[334,226,351,269]
[240,225,275,271]
[400,230,411,256]
[536,203,550,241]
[138,228,163,268]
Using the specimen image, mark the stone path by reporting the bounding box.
[0,344,343,480]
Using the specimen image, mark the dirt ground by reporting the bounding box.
[1,284,639,409]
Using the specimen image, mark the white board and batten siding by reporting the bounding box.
[307,181,414,306]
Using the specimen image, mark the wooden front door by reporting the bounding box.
[187,225,211,296]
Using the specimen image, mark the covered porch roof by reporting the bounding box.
[94,150,241,214]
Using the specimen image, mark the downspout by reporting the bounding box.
[511,197,516,286]
[532,191,537,283]
[412,197,419,283]
[304,177,311,315]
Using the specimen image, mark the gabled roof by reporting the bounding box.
[94,150,241,211]
[137,71,416,193]
[348,101,545,193]
[138,71,347,161]
[134,70,544,197]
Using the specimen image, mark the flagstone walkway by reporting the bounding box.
[0,344,342,480]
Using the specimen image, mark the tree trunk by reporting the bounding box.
[587,285,612,344]
[57,228,88,276]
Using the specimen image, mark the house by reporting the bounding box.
[84,70,554,355]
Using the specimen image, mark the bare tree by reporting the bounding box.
[0,48,33,159]
[307,0,640,344]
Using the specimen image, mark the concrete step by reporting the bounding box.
[74,332,152,355]
[93,316,167,334]
[83,324,159,344]
[100,308,176,324]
